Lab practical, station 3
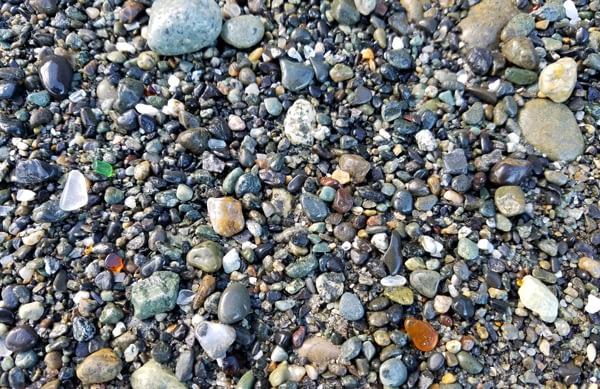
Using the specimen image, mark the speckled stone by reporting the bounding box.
[131,271,180,320]
[379,357,408,386]
[220,15,264,49]
[338,154,371,183]
[339,292,365,321]
[146,0,222,55]
[76,349,122,385]
[518,99,584,161]
[283,99,317,145]
[494,186,526,217]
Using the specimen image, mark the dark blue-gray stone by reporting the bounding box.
[300,193,329,222]
[280,59,314,92]
[382,230,403,276]
[72,316,96,341]
[218,283,252,324]
[38,54,73,98]
[114,78,144,113]
[5,325,38,352]
[13,159,61,185]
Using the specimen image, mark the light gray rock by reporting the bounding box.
[146,0,222,55]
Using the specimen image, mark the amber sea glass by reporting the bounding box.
[404,317,439,352]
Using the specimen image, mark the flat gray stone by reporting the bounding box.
[518,99,584,161]
[146,0,222,55]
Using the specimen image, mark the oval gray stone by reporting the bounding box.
[518,98,584,161]
[218,283,252,324]
[409,270,441,298]
[220,15,264,49]
[339,292,364,321]
[146,0,222,55]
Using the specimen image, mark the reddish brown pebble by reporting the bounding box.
[332,187,353,213]
[292,326,306,348]
[404,317,439,352]
[320,176,341,189]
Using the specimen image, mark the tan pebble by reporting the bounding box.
[206,197,245,237]
[297,337,341,364]
[538,57,577,103]
[579,257,600,278]
[76,348,122,385]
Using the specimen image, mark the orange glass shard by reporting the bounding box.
[404,317,439,352]
[105,253,124,273]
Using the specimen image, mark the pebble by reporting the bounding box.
[280,59,314,92]
[339,292,364,320]
[585,294,600,314]
[494,186,526,217]
[578,257,600,278]
[75,348,122,385]
[17,301,44,321]
[504,67,538,85]
[283,99,317,145]
[382,230,402,275]
[331,0,360,25]
[13,160,61,185]
[338,154,370,183]
[415,130,437,151]
[466,47,493,75]
[130,271,180,320]
[29,0,58,14]
[176,128,210,155]
[131,359,186,389]
[457,238,479,260]
[218,283,252,324]
[186,241,223,272]
[409,270,441,298]
[379,358,407,386]
[72,316,96,341]
[5,325,38,352]
[518,275,559,323]
[489,158,532,185]
[459,0,518,48]
[269,361,290,387]
[315,273,345,302]
[38,53,73,98]
[330,64,354,82]
[502,37,538,70]
[206,197,245,237]
[456,351,483,374]
[221,15,265,49]
[195,321,236,360]
[452,295,475,319]
[518,98,584,161]
[354,0,376,15]
[443,149,468,175]
[297,337,341,364]
[300,193,329,222]
[146,0,222,55]
[538,57,577,103]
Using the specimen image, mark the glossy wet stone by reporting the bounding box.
[280,59,314,92]
[76,348,122,384]
[38,54,73,98]
[5,325,38,352]
[452,295,475,319]
[338,154,370,183]
[218,283,252,324]
[300,193,329,222]
[381,230,402,275]
[206,197,245,237]
[404,318,438,352]
[13,159,61,185]
[489,158,532,185]
[457,351,484,374]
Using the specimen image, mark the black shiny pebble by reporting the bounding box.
[38,54,73,98]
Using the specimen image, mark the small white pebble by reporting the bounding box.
[115,41,136,53]
[16,189,35,202]
[168,74,180,88]
[585,294,600,314]
[135,103,159,116]
[381,275,407,287]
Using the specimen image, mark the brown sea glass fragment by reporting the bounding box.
[404,317,439,352]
